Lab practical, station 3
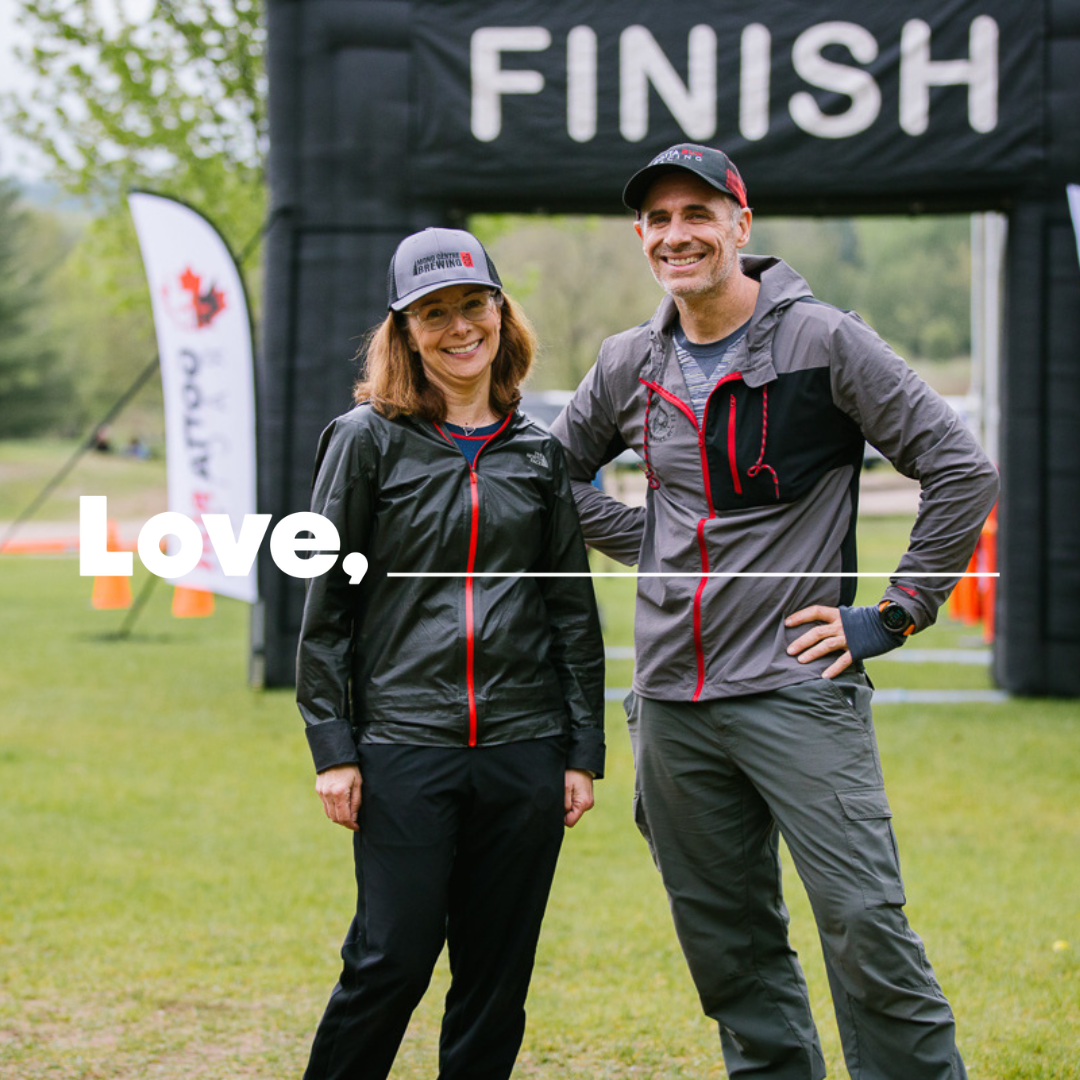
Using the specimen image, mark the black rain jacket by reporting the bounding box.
[296,403,606,777]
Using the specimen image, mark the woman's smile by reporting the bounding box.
[442,338,484,357]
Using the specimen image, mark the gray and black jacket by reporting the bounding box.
[297,404,606,776]
[552,255,999,701]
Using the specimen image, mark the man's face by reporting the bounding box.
[635,173,751,302]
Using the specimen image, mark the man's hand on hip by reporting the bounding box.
[784,605,852,679]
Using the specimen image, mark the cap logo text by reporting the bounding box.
[413,251,469,275]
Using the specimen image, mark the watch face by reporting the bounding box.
[881,604,910,632]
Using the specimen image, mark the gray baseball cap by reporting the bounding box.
[622,143,749,212]
[387,227,502,311]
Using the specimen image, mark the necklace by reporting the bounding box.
[451,414,491,436]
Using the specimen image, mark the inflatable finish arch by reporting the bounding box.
[256,0,1080,695]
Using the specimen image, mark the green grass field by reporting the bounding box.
[1,510,1078,1077]
[0,441,167,525]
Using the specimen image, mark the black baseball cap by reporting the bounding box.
[387,227,502,311]
[622,144,749,212]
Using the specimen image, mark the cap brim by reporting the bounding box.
[389,275,502,312]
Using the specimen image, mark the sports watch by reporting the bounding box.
[877,600,915,637]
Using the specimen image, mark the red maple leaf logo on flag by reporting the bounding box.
[179,267,227,328]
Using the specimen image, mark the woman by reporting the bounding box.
[296,227,605,1080]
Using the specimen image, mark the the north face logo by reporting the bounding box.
[527,450,548,469]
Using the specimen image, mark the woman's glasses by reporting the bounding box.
[403,291,502,333]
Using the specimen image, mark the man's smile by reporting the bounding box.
[661,253,707,267]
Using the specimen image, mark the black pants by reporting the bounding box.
[304,738,567,1080]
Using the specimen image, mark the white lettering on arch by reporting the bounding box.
[900,16,998,136]
[471,26,552,142]
[789,22,882,140]
[567,25,598,143]
[619,24,717,143]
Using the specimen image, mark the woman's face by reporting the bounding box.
[404,284,502,400]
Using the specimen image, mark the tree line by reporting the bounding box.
[0,0,972,439]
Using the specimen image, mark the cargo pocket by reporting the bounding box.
[624,692,660,870]
[836,787,907,908]
[632,788,660,870]
[624,689,641,762]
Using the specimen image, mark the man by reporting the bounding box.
[551,143,998,1080]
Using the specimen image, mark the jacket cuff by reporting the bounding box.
[839,605,906,661]
[305,719,360,773]
[883,583,932,632]
[567,728,606,780]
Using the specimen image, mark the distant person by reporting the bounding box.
[296,227,605,1080]
[92,426,112,453]
[552,144,998,1078]
[124,436,150,459]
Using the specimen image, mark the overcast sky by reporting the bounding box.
[0,0,49,179]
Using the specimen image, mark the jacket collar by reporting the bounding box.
[646,255,814,388]
[402,405,526,444]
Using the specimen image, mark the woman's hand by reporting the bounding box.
[564,769,595,828]
[316,764,363,831]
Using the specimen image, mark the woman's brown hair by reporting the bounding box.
[353,292,538,421]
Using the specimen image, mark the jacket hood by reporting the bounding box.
[645,254,815,388]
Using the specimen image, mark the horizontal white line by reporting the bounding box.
[604,647,993,665]
[878,648,991,665]
[848,688,1008,704]
[387,571,999,579]
[603,687,1009,704]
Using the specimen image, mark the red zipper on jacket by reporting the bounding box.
[433,414,513,746]
[728,394,742,494]
[639,374,741,701]
[464,467,480,743]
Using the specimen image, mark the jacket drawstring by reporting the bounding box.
[642,385,661,489]
[745,384,779,499]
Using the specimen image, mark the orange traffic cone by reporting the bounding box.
[172,586,215,618]
[980,504,998,642]
[949,550,982,624]
[90,520,132,610]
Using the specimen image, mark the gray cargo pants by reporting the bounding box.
[627,672,966,1080]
